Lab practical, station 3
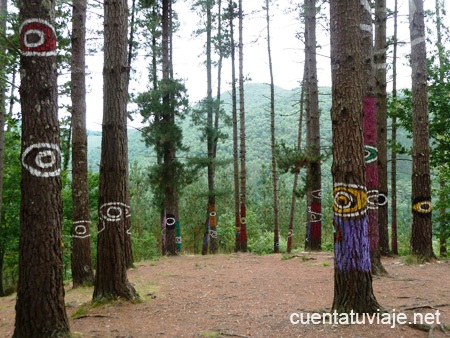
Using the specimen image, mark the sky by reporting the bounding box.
[84,0,449,131]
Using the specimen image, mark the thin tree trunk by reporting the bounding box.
[287,77,305,253]
[14,1,71,335]
[265,0,279,253]
[93,0,138,300]
[206,0,218,254]
[375,0,390,256]
[330,0,380,313]
[162,0,177,256]
[230,1,241,253]
[391,0,398,255]
[238,0,247,252]
[409,0,434,260]
[435,0,447,257]
[71,0,94,287]
[0,0,7,277]
[305,0,321,251]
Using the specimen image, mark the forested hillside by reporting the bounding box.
[86,83,414,254]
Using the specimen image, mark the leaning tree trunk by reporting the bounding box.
[409,0,434,260]
[330,0,381,313]
[14,1,71,336]
[93,0,138,301]
[305,0,321,251]
[238,0,247,252]
[360,0,385,275]
[71,0,94,288]
[375,0,390,256]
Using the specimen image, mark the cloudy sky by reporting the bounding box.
[84,0,448,131]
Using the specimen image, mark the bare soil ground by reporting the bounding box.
[1,252,449,338]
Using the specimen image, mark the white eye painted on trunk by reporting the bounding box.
[367,190,379,210]
[20,19,57,56]
[99,202,130,222]
[22,143,61,177]
[72,220,91,239]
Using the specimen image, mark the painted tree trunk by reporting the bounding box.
[409,0,434,260]
[14,1,71,335]
[305,0,321,251]
[374,0,390,256]
[360,0,385,274]
[93,0,138,301]
[238,0,247,252]
[71,0,94,288]
[229,1,241,253]
[330,0,380,313]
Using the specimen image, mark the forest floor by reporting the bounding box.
[1,252,450,337]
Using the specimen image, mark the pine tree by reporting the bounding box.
[330,0,380,313]
[409,0,434,260]
[14,0,71,335]
[93,0,139,300]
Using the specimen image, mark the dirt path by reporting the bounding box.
[1,252,449,337]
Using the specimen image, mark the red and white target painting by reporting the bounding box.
[20,19,57,56]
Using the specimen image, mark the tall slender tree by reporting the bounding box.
[238,0,247,252]
[390,0,399,255]
[264,0,279,253]
[230,0,241,253]
[409,0,434,260]
[330,0,380,313]
[360,0,385,274]
[71,0,94,287]
[14,0,71,335]
[374,0,390,256]
[93,0,138,300]
[304,0,322,251]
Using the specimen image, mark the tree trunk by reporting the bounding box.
[360,0,385,275]
[390,0,398,256]
[287,77,305,253]
[265,0,279,253]
[0,0,7,279]
[93,0,138,301]
[229,1,241,253]
[374,0,390,256]
[409,0,434,260]
[14,1,71,336]
[238,0,247,252]
[330,0,380,313]
[162,0,177,256]
[71,0,94,288]
[305,0,321,251]
[206,0,218,254]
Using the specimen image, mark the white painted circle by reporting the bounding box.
[24,29,45,48]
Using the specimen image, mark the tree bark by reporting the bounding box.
[305,0,322,251]
[330,0,381,313]
[265,0,279,253]
[360,0,385,275]
[390,0,398,255]
[229,1,241,253]
[14,1,71,335]
[409,0,434,260]
[238,0,247,252]
[93,0,138,300]
[374,0,390,256]
[71,0,94,288]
